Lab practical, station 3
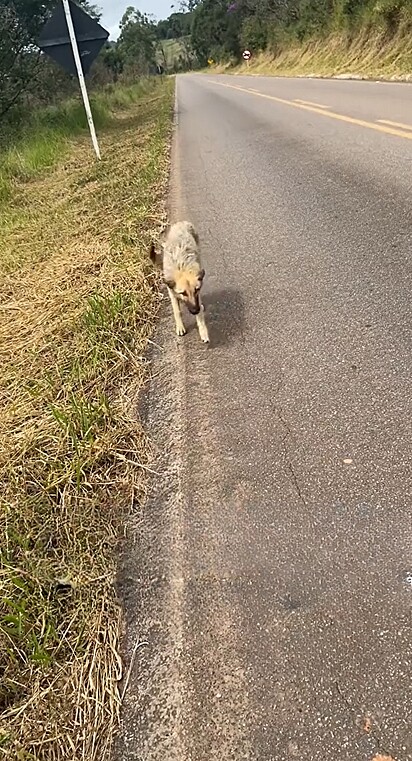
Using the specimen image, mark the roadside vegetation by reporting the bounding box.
[0,60,174,761]
[0,0,176,130]
[0,3,177,758]
[227,28,412,79]
[147,0,412,80]
[157,36,195,72]
[0,0,174,761]
[8,0,407,87]
[204,0,412,79]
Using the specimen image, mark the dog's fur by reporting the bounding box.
[150,221,209,343]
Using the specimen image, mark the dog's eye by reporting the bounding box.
[179,290,187,297]
[195,286,200,292]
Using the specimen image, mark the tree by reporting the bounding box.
[0,0,101,122]
[101,43,124,82]
[179,0,201,10]
[156,11,192,39]
[191,0,241,65]
[117,7,157,74]
[295,0,333,39]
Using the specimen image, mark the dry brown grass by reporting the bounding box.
[219,26,412,81]
[0,77,174,759]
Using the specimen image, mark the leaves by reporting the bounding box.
[0,0,100,122]
[117,7,157,74]
[188,0,411,66]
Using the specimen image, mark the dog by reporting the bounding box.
[150,221,209,343]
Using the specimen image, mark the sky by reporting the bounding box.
[99,0,175,39]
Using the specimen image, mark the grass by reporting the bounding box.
[0,79,159,188]
[0,76,174,759]
[213,24,412,80]
[157,37,192,71]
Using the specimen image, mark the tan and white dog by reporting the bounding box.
[150,221,209,343]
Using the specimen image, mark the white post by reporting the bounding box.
[62,0,101,159]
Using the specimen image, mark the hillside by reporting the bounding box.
[220,28,412,80]
[156,37,193,71]
[189,0,412,81]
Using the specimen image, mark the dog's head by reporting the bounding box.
[165,268,205,315]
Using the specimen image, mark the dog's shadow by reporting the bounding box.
[202,287,245,349]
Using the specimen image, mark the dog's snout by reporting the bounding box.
[187,294,200,315]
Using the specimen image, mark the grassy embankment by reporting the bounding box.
[213,10,412,80]
[0,76,174,760]
[157,37,192,71]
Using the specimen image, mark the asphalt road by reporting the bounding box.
[118,75,412,761]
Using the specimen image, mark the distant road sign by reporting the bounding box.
[243,49,251,60]
[37,0,109,77]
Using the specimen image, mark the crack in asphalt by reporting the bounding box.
[273,376,307,507]
[334,680,390,759]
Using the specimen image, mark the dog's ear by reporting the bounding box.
[198,268,205,282]
[149,242,157,263]
[159,226,169,243]
[163,276,175,289]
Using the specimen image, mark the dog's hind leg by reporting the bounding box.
[196,299,209,343]
[167,286,186,336]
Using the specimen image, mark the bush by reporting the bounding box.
[240,17,269,51]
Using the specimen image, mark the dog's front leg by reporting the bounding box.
[167,287,186,336]
[196,299,209,343]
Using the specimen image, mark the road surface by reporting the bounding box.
[118,75,412,761]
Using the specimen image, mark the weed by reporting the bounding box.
[0,77,174,760]
[220,18,412,79]
[0,78,163,191]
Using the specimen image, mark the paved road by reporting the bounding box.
[118,76,412,761]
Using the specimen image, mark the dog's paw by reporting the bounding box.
[176,325,186,337]
[199,332,210,343]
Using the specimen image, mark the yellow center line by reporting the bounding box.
[207,79,412,142]
[294,98,330,109]
[377,118,412,133]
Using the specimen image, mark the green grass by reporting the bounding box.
[157,36,192,70]
[2,127,68,180]
[0,76,174,760]
[0,78,161,188]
